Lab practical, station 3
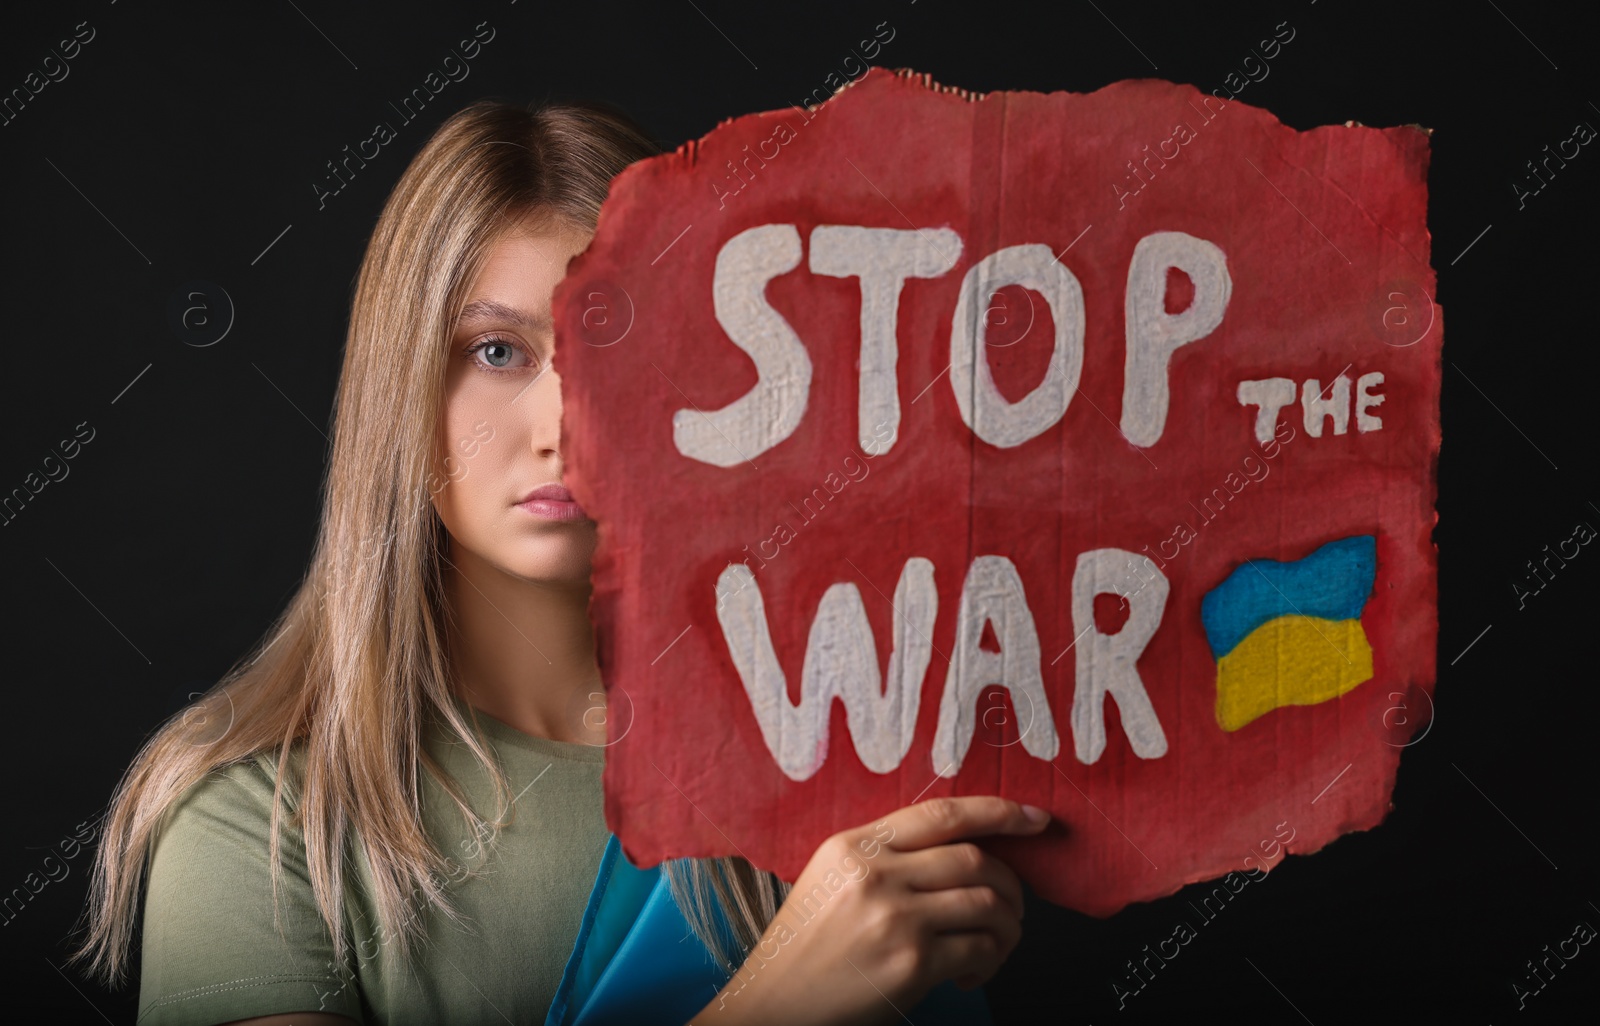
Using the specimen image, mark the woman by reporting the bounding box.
[70,98,1046,1025]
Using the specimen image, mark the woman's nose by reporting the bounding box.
[521,365,562,457]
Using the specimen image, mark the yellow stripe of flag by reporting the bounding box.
[1215,615,1374,732]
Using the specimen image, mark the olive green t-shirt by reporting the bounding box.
[137,697,611,1025]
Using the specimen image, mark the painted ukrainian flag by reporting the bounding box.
[1201,535,1377,732]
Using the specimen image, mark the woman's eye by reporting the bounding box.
[465,336,534,374]
[479,341,517,368]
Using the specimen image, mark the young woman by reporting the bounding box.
[70,98,1048,1025]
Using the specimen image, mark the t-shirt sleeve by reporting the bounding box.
[137,755,366,1025]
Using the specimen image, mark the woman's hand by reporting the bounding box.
[693,795,1050,1026]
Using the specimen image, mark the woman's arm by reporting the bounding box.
[688,795,1046,1026]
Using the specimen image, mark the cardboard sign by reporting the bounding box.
[553,68,1440,915]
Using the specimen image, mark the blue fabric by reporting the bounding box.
[547,834,993,1026]
[1200,534,1377,657]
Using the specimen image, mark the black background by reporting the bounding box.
[2,0,1596,1022]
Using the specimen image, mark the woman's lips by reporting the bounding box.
[515,485,587,521]
[516,496,588,521]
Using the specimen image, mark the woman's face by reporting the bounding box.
[431,217,596,586]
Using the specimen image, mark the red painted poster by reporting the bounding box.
[553,67,1440,914]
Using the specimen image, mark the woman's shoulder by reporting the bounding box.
[143,745,321,929]
[153,746,310,851]
[139,744,360,1025]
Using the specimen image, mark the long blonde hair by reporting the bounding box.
[71,98,787,985]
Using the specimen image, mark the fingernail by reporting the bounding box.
[1021,803,1049,824]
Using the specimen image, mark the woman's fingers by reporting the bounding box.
[923,926,1015,989]
[843,911,1015,1003]
[896,843,1025,921]
[875,795,1050,853]
[914,886,1025,947]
